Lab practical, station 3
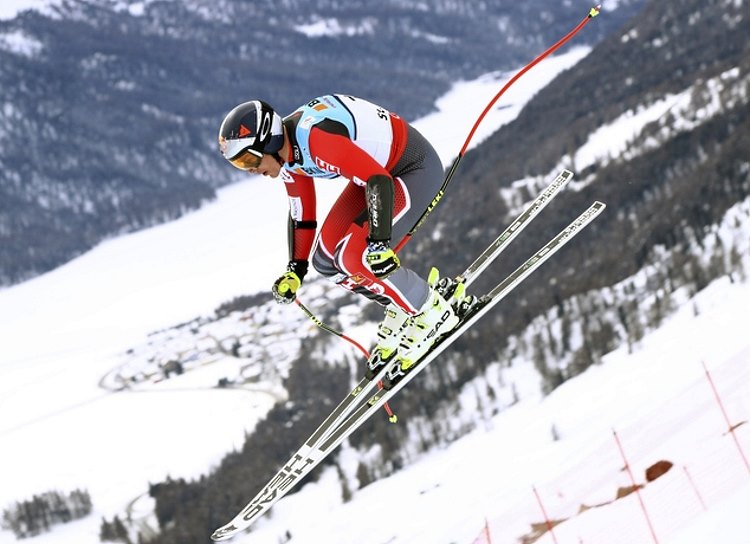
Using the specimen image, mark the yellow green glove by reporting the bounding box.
[272,270,302,304]
[366,240,400,279]
[271,260,308,304]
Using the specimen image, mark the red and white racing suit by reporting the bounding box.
[281,95,444,314]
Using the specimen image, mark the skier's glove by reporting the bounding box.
[366,240,400,279]
[272,260,308,304]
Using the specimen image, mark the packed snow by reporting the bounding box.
[2,42,749,544]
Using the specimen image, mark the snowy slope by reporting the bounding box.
[1,43,749,544]
[238,276,750,544]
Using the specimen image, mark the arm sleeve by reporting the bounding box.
[281,170,317,263]
[364,174,394,242]
[309,126,394,242]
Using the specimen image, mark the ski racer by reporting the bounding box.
[218,95,468,372]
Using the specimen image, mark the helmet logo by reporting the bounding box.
[239,124,252,137]
[259,111,272,143]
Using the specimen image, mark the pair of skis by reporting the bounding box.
[211,169,605,541]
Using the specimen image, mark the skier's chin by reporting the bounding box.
[253,169,278,179]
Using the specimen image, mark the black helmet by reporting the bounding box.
[218,100,284,169]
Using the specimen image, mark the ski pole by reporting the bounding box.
[408,4,602,237]
[295,298,398,423]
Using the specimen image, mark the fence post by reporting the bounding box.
[682,465,707,511]
[532,485,559,544]
[702,360,750,475]
[612,429,660,544]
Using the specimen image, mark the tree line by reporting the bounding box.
[1,489,92,539]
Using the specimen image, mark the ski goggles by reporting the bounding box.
[228,148,263,170]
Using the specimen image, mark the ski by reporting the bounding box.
[303,169,574,450]
[319,201,606,447]
[210,198,604,541]
[458,168,574,286]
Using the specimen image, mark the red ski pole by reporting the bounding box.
[408,5,602,236]
[295,298,398,423]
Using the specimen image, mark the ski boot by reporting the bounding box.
[383,268,464,387]
[435,271,485,321]
[365,302,411,379]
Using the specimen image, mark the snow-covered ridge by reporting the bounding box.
[499,63,749,214]
[572,65,748,179]
[0,29,42,56]
[0,0,58,21]
[294,16,452,44]
[486,193,750,406]
[294,16,378,38]
[0,0,212,25]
